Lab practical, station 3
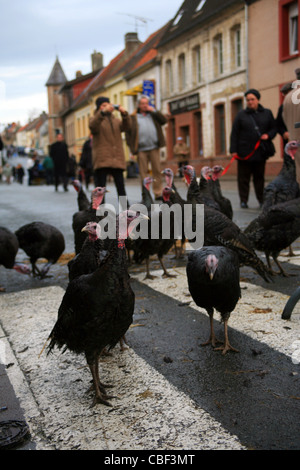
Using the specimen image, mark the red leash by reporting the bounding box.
[221,139,261,176]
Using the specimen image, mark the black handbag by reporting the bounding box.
[249,115,275,159]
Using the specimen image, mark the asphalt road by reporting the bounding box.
[0,174,299,451]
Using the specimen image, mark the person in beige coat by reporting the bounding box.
[89,96,131,199]
[283,68,300,185]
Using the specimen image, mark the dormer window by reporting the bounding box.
[196,0,207,12]
[173,9,184,26]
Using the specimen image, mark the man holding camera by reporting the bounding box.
[89,96,131,198]
[126,95,167,200]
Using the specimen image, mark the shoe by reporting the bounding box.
[240,202,248,209]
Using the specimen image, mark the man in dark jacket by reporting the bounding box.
[127,96,166,200]
[79,135,93,189]
[50,132,69,192]
[230,89,277,208]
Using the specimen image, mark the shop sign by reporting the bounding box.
[169,93,200,115]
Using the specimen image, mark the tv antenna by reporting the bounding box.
[116,12,154,36]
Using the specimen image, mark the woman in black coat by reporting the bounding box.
[230,89,277,208]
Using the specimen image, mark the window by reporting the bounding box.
[178,53,186,91]
[235,28,241,67]
[196,0,207,12]
[165,59,173,95]
[192,46,201,84]
[214,103,226,155]
[279,0,300,61]
[231,98,243,122]
[230,25,242,70]
[214,34,224,75]
[289,2,299,54]
[173,9,184,26]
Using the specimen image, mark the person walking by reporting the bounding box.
[79,135,93,189]
[127,95,167,200]
[283,68,300,185]
[16,163,25,184]
[276,82,293,147]
[89,97,130,203]
[230,89,277,209]
[2,162,12,184]
[42,154,54,185]
[173,136,190,177]
[50,132,69,192]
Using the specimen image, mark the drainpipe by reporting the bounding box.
[245,1,249,89]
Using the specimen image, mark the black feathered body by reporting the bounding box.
[68,237,110,281]
[197,173,221,211]
[77,187,90,211]
[132,205,175,264]
[48,240,134,363]
[187,246,241,322]
[72,208,100,254]
[15,221,65,265]
[186,171,272,282]
[244,198,300,260]
[0,226,19,269]
[262,152,299,212]
[209,178,233,219]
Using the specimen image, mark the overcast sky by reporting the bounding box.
[0,0,183,129]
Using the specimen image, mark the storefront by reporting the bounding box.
[166,92,203,165]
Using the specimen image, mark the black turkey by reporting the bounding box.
[68,221,109,281]
[15,221,65,279]
[244,197,300,276]
[47,210,145,406]
[187,246,241,355]
[197,166,222,211]
[162,167,187,258]
[126,176,154,263]
[72,179,90,211]
[261,140,300,212]
[132,186,177,279]
[183,165,272,283]
[140,176,155,211]
[0,226,31,291]
[72,186,108,254]
[209,165,233,219]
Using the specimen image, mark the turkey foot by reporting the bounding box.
[213,321,239,355]
[119,335,129,351]
[88,361,115,406]
[159,257,176,278]
[201,335,223,348]
[214,342,239,355]
[201,315,222,348]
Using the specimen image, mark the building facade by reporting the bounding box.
[157,0,247,174]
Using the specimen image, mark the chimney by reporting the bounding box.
[124,32,140,57]
[91,50,103,71]
[76,70,82,78]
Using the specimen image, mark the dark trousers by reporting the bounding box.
[54,170,68,191]
[94,167,127,196]
[237,160,265,204]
